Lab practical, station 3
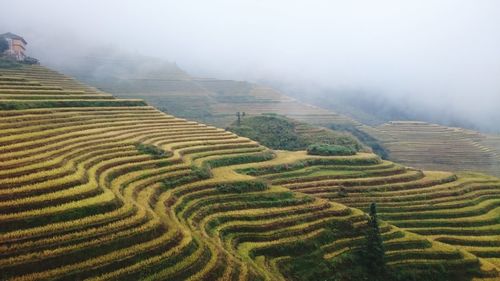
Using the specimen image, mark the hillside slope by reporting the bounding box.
[55,56,500,178]
[51,54,358,129]
[240,154,500,272]
[365,122,500,177]
[0,64,498,280]
[112,78,358,130]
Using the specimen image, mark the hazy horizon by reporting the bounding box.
[1,0,499,132]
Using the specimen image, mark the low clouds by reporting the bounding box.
[1,0,499,131]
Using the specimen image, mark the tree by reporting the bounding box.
[0,37,8,53]
[236,112,241,126]
[364,202,386,277]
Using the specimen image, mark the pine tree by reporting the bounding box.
[364,202,386,277]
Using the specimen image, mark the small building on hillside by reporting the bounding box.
[0,32,28,61]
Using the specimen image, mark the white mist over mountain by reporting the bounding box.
[1,0,499,131]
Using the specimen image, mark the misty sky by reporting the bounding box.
[1,0,500,130]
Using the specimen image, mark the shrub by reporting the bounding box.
[307,143,356,156]
[0,57,21,68]
[228,115,306,150]
[329,123,389,159]
[135,143,169,159]
[22,56,39,65]
[203,151,275,168]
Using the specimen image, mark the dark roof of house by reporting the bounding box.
[0,32,27,44]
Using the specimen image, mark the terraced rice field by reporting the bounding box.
[66,60,500,179]
[368,121,500,177]
[108,76,358,129]
[241,154,500,274]
[0,65,499,280]
[0,65,145,110]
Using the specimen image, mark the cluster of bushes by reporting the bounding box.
[306,143,357,156]
[215,180,268,193]
[228,115,306,150]
[0,57,21,68]
[0,54,39,67]
[203,151,275,168]
[227,114,363,152]
[329,123,390,159]
[135,143,170,159]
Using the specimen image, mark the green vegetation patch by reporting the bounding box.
[330,123,390,159]
[0,57,22,69]
[227,114,362,152]
[307,143,357,156]
[135,143,170,159]
[203,150,275,168]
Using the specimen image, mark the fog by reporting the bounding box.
[1,0,500,132]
